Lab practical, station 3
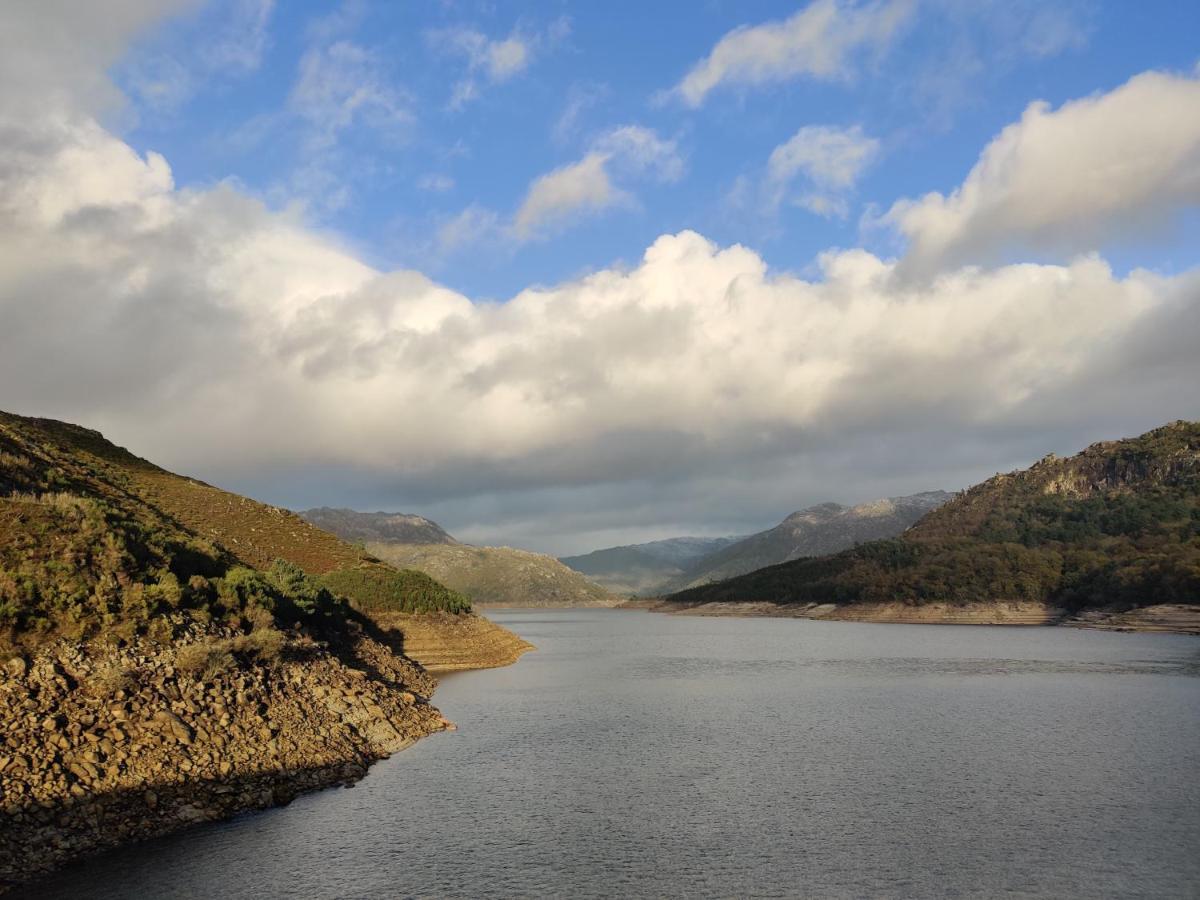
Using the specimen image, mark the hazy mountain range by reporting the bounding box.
[301,508,615,608]
[558,536,742,596]
[561,492,953,596]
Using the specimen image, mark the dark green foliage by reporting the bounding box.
[667,422,1200,612]
[319,566,472,614]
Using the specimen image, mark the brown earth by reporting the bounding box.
[377,612,534,672]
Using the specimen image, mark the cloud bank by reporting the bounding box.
[0,4,1196,552]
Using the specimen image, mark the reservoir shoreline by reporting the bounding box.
[623,598,1200,634]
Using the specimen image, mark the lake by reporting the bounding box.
[23,609,1200,899]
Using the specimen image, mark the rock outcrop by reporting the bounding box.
[0,624,450,892]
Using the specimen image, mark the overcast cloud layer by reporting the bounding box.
[0,2,1198,555]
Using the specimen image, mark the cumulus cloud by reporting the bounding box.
[887,69,1200,278]
[669,0,913,107]
[0,0,194,117]
[513,126,684,239]
[0,6,1197,552]
[1,111,1195,493]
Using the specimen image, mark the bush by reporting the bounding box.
[175,639,235,678]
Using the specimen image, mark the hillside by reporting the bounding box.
[301,507,456,545]
[650,422,1200,629]
[560,536,740,596]
[300,508,615,607]
[664,492,953,592]
[368,544,615,607]
[0,411,472,654]
[0,410,531,888]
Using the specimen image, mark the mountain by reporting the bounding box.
[664,492,954,592]
[650,422,1200,630]
[301,507,455,545]
[560,536,741,596]
[0,410,530,889]
[301,508,616,608]
[559,493,950,597]
[367,543,616,607]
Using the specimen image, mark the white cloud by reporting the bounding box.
[595,126,686,183]
[428,19,568,110]
[2,109,1196,487]
[437,204,502,253]
[513,153,621,239]
[887,69,1200,277]
[0,0,194,117]
[769,125,878,189]
[512,126,684,239]
[117,0,276,114]
[670,0,913,107]
[766,124,878,218]
[0,3,1197,551]
[289,41,411,141]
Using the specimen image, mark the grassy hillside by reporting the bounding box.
[302,507,616,607]
[663,422,1200,612]
[367,542,616,607]
[0,411,469,649]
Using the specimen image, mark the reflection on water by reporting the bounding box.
[25,610,1200,900]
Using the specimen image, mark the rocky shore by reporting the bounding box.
[380,611,534,672]
[0,624,456,893]
[626,599,1200,634]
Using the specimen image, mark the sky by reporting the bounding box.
[0,0,1198,556]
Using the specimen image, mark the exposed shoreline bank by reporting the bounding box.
[623,599,1200,634]
[3,612,532,894]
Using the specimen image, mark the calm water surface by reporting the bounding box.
[24,610,1200,899]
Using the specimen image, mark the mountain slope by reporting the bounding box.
[560,536,740,596]
[302,508,616,607]
[654,422,1200,627]
[368,543,616,607]
[0,410,531,888]
[0,411,470,652]
[301,507,456,545]
[665,492,953,591]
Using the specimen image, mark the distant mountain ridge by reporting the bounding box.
[560,492,952,596]
[559,536,741,596]
[301,508,616,608]
[301,507,456,545]
[653,421,1200,629]
[666,492,953,592]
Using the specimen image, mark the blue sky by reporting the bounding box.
[1,0,1198,554]
[112,0,1200,299]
